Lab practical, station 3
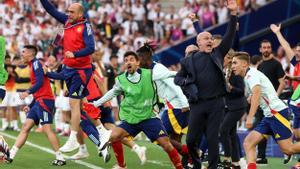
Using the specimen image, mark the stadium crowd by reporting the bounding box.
[0,0,270,64]
[3,0,300,169]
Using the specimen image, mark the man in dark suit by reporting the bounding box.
[174,0,238,168]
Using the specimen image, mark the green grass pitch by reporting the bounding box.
[0,130,298,169]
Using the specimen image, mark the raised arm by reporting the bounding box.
[189,13,203,34]
[270,24,295,62]
[232,23,240,51]
[93,79,123,107]
[152,64,177,81]
[40,0,68,24]
[217,0,238,56]
[46,71,65,80]
[73,22,95,57]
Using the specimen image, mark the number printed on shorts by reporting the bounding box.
[43,111,49,122]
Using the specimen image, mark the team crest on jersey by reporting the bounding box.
[76,27,83,33]
[246,75,251,79]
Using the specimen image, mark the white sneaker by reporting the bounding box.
[100,145,111,163]
[0,124,8,131]
[112,164,127,169]
[13,127,20,132]
[59,137,79,153]
[134,146,147,165]
[99,130,111,151]
[68,150,89,160]
[239,157,247,169]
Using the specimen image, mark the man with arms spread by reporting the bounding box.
[93,51,183,169]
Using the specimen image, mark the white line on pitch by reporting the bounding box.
[0,132,104,169]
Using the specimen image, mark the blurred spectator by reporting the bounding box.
[200,2,216,29]
[276,46,289,71]
[0,0,271,68]
[165,5,180,32]
[132,0,146,30]
[152,4,165,42]
[170,23,184,44]
[121,13,139,38]
[216,0,229,24]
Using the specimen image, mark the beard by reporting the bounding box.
[262,51,271,58]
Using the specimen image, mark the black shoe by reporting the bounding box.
[256,158,268,165]
[52,159,66,166]
[222,160,231,169]
[283,154,292,164]
[181,155,189,168]
[232,165,241,169]
[217,162,224,169]
[5,158,13,163]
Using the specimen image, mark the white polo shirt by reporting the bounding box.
[244,68,287,117]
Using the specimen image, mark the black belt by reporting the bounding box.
[198,94,225,101]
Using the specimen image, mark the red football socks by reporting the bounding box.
[181,144,189,155]
[168,148,183,169]
[112,141,126,167]
[248,163,256,169]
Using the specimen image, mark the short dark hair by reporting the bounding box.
[124,51,139,61]
[250,55,262,65]
[233,51,250,64]
[5,53,11,60]
[260,39,271,47]
[13,56,21,61]
[48,55,57,60]
[24,45,38,56]
[136,43,154,60]
[109,55,118,61]
[296,42,300,47]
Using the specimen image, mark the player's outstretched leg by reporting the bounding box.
[157,136,183,169]
[0,135,11,163]
[42,124,66,166]
[69,129,89,160]
[243,131,265,169]
[9,119,35,163]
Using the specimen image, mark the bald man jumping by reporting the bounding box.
[40,0,111,155]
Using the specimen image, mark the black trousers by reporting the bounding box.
[186,97,225,169]
[220,108,245,162]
